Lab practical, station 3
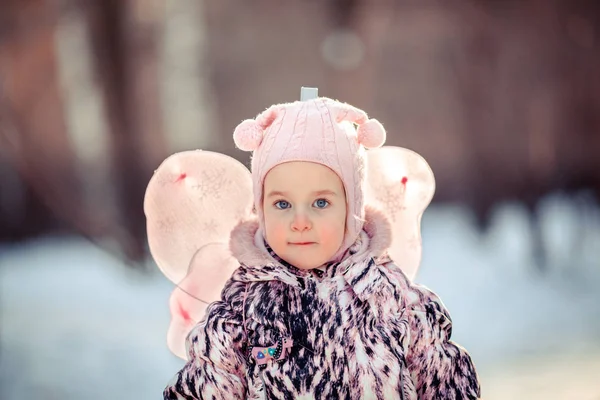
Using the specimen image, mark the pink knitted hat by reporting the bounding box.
[232,97,386,260]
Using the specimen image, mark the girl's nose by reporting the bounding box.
[291,211,312,232]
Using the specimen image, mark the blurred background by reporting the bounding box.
[1,0,599,398]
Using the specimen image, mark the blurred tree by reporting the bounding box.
[83,0,167,262]
[0,0,82,241]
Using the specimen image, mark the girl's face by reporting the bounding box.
[262,162,347,270]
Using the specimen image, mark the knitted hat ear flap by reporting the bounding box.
[329,102,386,149]
[233,105,281,151]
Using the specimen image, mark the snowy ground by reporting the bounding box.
[1,197,599,399]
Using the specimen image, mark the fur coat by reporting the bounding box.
[164,207,481,399]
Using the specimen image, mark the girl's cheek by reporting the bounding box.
[268,219,288,238]
[274,223,287,237]
[319,224,343,242]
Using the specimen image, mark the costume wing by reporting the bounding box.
[144,150,253,359]
[364,146,435,280]
[166,243,240,359]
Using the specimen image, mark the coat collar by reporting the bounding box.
[228,206,392,302]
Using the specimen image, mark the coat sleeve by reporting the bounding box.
[163,280,248,400]
[405,285,481,399]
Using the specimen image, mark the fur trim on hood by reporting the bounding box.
[229,205,392,268]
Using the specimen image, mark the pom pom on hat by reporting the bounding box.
[233,119,264,151]
[357,119,386,149]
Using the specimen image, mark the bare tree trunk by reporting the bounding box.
[84,0,166,263]
[0,0,80,240]
[54,4,119,246]
[161,0,218,154]
[323,0,388,109]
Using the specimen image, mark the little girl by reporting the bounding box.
[155,96,481,399]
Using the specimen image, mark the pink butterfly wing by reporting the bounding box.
[144,150,253,284]
[364,146,435,280]
[144,150,253,358]
[167,243,240,359]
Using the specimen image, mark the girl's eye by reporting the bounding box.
[313,199,330,209]
[274,200,291,210]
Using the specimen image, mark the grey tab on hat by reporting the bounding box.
[300,87,318,101]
